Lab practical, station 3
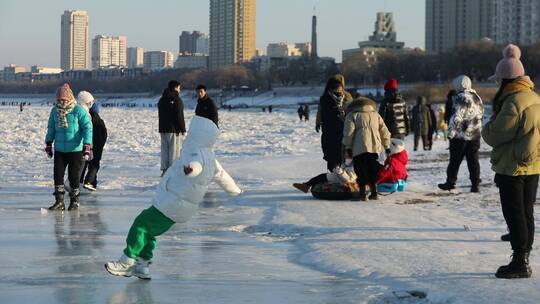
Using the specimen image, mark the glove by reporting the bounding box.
[183,166,193,175]
[82,144,91,161]
[45,143,53,158]
[315,124,320,133]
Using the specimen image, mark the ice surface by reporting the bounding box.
[1,105,540,303]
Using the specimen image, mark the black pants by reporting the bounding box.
[306,173,328,187]
[414,134,429,150]
[80,158,101,187]
[54,151,83,190]
[495,174,539,253]
[446,138,480,185]
[353,153,381,187]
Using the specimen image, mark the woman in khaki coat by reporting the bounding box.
[482,44,540,279]
[342,97,391,201]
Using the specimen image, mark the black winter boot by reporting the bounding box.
[495,251,531,279]
[368,183,378,200]
[68,188,80,211]
[438,182,455,191]
[352,185,367,201]
[500,233,511,242]
[48,185,65,211]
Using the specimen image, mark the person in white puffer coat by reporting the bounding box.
[105,116,242,280]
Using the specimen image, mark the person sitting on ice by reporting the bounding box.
[292,158,359,194]
[105,115,242,280]
[376,138,408,192]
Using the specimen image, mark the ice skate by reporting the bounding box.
[133,259,152,280]
[48,185,65,211]
[83,183,96,191]
[105,254,136,277]
[68,189,80,211]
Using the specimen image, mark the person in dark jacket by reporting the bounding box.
[195,84,218,127]
[319,77,350,171]
[158,80,186,176]
[303,104,310,121]
[80,99,108,191]
[378,79,409,140]
[427,103,437,150]
[297,105,304,121]
[411,96,432,151]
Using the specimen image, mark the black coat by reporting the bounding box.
[319,92,345,166]
[158,88,186,134]
[89,110,107,160]
[195,95,219,127]
[379,94,409,138]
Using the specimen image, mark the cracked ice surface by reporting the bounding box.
[1,105,540,303]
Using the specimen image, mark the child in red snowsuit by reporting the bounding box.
[377,138,408,186]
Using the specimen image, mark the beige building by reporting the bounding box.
[493,0,540,45]
[143,51,174,70]
[342,12,404,64]
[61,10,89,70]
[267,42,311,58]
[209,0,256,70]
[174,54,209,69]
[127,47,144,68]
[91,35,127,68]
[425,0,493,53]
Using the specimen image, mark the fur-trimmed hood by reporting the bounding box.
[345,97,377,114]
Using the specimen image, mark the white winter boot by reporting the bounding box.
[105,254,136,277]
[133,258,152,280]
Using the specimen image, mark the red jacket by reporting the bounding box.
[377,150,408,184]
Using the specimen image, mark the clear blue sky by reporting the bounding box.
[0,0,425,69]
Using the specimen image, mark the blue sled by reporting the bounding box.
[377,180,407,193]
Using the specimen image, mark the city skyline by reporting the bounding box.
[0,0,424,69]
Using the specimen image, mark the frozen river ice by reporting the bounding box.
[1,106,540,303]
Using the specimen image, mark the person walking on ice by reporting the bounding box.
[46,84,92,211]
[105,116,242,280]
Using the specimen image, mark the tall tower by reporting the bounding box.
[209,0,256,70]
[61,10,89,70]
[311,13,318,59]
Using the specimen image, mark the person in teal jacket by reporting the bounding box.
[45,84,93,211]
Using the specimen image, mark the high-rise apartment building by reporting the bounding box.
[91,35,127,68]
[127,47,144,68]
[493,0,540,45]
[209,0,256,70]
[144,51,174,70]
[179,31,209,54]
[61,10,89,70]
[425,0,493,53]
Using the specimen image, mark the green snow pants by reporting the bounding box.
[123,206,175,260]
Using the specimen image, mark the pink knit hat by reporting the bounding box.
[489,44,525,81]
[56,83,75,102]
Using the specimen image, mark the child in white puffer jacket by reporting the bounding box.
[105,116,242,280]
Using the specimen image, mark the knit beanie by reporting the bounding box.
[77,91,95,110]
[384,79,398,91]
[390,138,405,155]
[490,44,525,81]
[56,83,75,102]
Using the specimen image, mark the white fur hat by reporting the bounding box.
[390,138,405,155]
[77,91,95,109]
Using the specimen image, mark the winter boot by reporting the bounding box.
[83,183,96,191]
[438,182,455,191]
[368,183,378,200]
[105,254,136,277]
[501,233,511,242]
[352,185,367,201]
[133,259,152,280]
[471,184,480,193]
[48,185,65,211]
[495,251,531,279]
[293,183,310,193]
[68,188,80,211]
